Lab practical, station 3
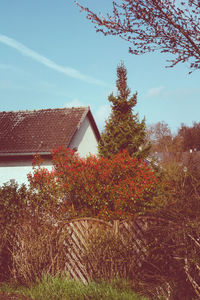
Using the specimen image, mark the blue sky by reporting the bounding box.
[0,0,199,134]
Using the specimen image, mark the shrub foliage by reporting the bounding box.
[28,146,159,220]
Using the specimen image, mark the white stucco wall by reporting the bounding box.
[0,165,52,186]
[69,115,99,157]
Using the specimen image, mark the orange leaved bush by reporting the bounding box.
[28,146,159,220]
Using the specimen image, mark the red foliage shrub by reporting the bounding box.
[28,146,159,220]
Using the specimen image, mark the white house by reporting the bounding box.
[0,107,100,185]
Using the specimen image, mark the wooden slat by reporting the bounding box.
[61,216,162,283]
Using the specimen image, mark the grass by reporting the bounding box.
[0,274,149,300]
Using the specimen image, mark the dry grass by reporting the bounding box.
[82,227,138,282]
[8,217,71,286]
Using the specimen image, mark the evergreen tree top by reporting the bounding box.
[110,62,137,117]
[98,62,150,159]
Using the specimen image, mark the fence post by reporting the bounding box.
[113,220,119,238]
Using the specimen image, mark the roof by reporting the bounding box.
[0,107,100,155]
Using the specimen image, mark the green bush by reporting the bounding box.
[0,180,29,281]
[0,180,68,284]
[0,180,28,230]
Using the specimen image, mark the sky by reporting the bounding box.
[0,0,199,134]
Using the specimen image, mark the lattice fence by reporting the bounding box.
[64,218,112,283]
[63,216,158,284]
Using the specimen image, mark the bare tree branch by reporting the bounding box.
[76,0,200,72]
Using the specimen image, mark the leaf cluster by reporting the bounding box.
[28,146,159,220]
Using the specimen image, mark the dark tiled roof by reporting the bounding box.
[0,107,99,154]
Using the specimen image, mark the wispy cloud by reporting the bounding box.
[145,86,165,98]
[0,33,106,86]
[94,104,111,131]
[145,86,200,100]
[172,87,200,97]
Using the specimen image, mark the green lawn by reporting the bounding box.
[0,274,150,300]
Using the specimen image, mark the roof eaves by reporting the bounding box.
[0,152,51,157]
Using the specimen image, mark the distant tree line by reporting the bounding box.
[147,121,200,154]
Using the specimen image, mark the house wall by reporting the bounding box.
[69,115,99,156]
[0,157,52,186]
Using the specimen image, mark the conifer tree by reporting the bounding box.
[98,62,150,159]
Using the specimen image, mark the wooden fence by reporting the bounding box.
[63,216,157,284]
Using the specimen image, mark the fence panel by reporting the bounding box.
[64,217,113,283]
[62,216,161,283]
